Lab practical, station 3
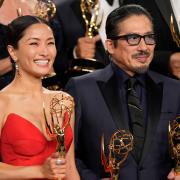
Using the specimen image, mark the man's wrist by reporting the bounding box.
[174,171,180,176]
[174,168,180,176]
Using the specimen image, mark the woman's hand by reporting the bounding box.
[168,169,180,180]
[41,152,67,179]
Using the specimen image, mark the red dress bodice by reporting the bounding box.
[0,113,73,166]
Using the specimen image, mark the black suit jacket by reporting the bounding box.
[65,63,180,180]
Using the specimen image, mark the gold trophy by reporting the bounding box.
[43,93,74,158]
[101,130,133,180]
[34,0,56,20]
[169,116,180,175]
[70,0,104,74]
[81,0,101,38]
[170,14,180,47]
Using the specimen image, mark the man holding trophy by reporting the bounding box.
[54,0,180,89]
[65,4,180,180]
[53,0,120,86]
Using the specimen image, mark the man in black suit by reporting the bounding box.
[123,0,180,79]
[65,5,180,180]
[54,0,180,86]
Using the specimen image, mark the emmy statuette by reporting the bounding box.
[34,0,56,20]
[43,93,74,158]
[69,0,104,75]
[170,14,180,47]
[101,130,133,180]
[169,116,180,176]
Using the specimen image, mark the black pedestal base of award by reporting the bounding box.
[68,58,105,77]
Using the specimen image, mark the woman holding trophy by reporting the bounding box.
[0,15,80,180]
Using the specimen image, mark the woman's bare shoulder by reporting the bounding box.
[0,90,10,108]
[0,90,11,127]
[0,85,20,113]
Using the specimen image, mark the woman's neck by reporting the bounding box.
[10,75,44,95]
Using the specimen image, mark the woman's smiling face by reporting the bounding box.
[10,23,57,78]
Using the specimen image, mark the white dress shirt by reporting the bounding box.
[99,0,120,47]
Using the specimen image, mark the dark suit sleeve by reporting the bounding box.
[0,24,9,59]
[75,160,101,180]
[65,79,101,180]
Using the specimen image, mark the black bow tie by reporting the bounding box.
[106,0,124,6]
[106,0,114,6]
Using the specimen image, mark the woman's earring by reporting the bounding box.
[15,62,20,76]
[17,8,22,17]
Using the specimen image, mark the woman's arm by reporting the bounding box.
[0,153,67,179]
[0,163,44,179]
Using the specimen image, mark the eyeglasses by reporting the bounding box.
[109,33,156,46]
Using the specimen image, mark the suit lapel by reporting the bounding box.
[139,74,163,166]
[70,0,86,30]
[97,72,128,130]
[154,0,172,27]
[97,68,164,164]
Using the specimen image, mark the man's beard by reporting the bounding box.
[133,64,150,74]
[132,50,152,74]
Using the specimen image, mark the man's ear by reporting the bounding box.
[105,39,115,55]
[7,45,18,62]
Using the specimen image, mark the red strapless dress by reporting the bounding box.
[0,113,73,166]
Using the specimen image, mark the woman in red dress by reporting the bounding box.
[0,15,80,180]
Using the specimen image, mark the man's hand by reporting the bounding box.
[167,169,180,180]
[170,52,180,79]
[75,34,101,59]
